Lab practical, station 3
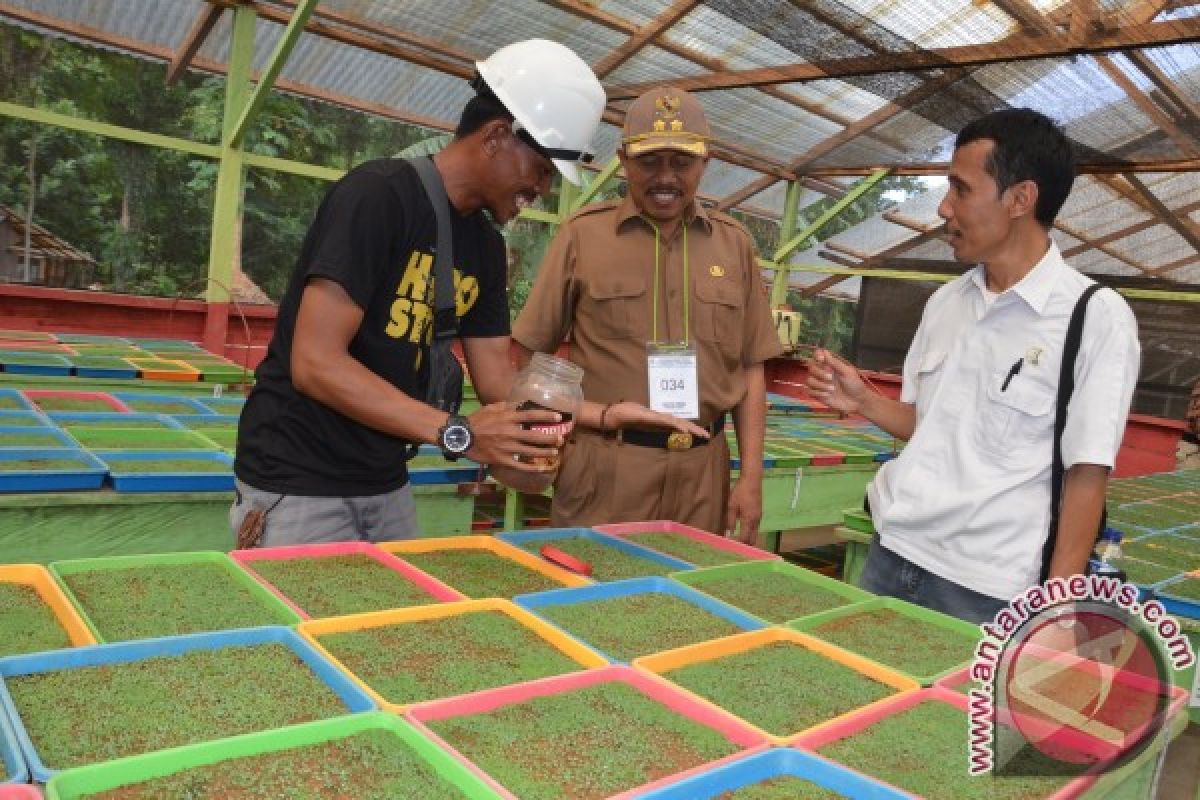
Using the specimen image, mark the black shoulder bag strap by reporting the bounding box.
[408,156,465,457]
[1040,282,1106,582]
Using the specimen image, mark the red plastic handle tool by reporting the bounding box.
[540,544,592,576]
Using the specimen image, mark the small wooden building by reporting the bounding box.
[0,205,96,288]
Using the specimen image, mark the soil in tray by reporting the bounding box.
[106,458,227,473]
[0,583,72,657]
[534,593,745,661]
[248,554,440,617]
[688,570,854,623]
[316,610,582,705]
[0,415,47,427]
[0,458,92,472]
[1121,538,1197,571]
[1109,556,1179,586]
[1010,659,1160,737]
[61,562,291,641]
[622,531,753,568]
[662,642,897,736]
[30,397,117,412]
[63,418,173,429]
[515,537,675,580]
[400,549,564,598]
[0,395,26,409]
[118,399,200,414]
[808,609,973,680]
[1161,575,1200,600]
[70,429,209,450]
[80,727,471,799]
[7,643,347,771]
[0,430,68,447]
[716,777,845,799]
[817,700,1078,800]
[428,680,739,800]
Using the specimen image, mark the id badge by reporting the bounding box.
[647,343,699,419]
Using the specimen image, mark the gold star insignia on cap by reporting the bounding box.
[709,265,725,277]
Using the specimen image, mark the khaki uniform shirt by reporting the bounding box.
[512,195,782,532]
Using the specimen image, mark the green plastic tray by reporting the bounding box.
[789,597,979,686]
[841,508,875,534]
[66,427,220,451]
[44,711,502,799]
[49,551,301,642]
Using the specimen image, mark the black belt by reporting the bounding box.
[608,414,726,451]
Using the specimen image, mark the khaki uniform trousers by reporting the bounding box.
[550,427,731,534]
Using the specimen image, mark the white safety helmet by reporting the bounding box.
[474,39,606,186]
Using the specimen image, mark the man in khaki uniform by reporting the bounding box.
[512,86,782,540]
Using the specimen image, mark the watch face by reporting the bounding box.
[442,424,471,453]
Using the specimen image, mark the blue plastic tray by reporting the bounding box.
[111,392,214,415]
[0,700,26,785]
[95,451,234,492]
[128,338,203,352]
[0,426,77,449]
[0,412,50,428]
[0,390,34,413]
[0,449,107,492]
[513,576,765,663]
[54,334,131,345]
[0,353,72,376]
[637,746,910,799]
[170,414,239,429]
[71,362,138,380]
[196,397,246,415]
[47,412,185,431]
[1153,574,1200,620]
[498,527,695,575]
[0,626,376,781]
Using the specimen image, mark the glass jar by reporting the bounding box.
[509,352,584,469]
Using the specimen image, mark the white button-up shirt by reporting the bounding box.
[867,242,1140,600]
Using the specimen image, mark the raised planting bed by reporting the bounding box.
[515,577,763,662]
[300,599,606,710]
[0,427,75,449]
[0,627,374,780]
[111,393,211,416]
[409,665,766,800]
[0,354,72,377]
[670,560,873,624]
[0,565,95,658]
[636,628,917,743]
[233,542,465,619]
[67,357,138,380]
[789,598,978,685]
[498,528,693,581]
[65,428,218,451]
[43,712,502,799]
[50,552,299,642]
[798,690,1097,800]
[380,536,590,599]
[124,358,200,383]
[594,520,780,568]
[22,392,129,414]
[95,451,234,492]
[0,450,107,493]
[636,747,909,800]
[0,412,49,428]
[0,390,34,411]
[1120,534,1198,572]
[50,412,181,430]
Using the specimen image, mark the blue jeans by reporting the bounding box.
[860,536,1007,625]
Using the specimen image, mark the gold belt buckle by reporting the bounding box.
[666,431,693,451]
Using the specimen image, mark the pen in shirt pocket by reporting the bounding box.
[1001,357,1024,392]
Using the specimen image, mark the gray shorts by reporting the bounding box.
[229,478,421,547]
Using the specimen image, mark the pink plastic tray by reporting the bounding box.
[593,520,781,563]
[231,541,466,619]
[404,664,769,800]
[0,786,42,798]
[21,390,131,413]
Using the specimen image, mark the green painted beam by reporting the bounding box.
[0,101,219,158]
[206,4,256,305]
[769,179,803,308]
[242,152,344,182]
[570,157,621,212]
[516,208,560,224]
[556,175,577,222]
[228,0,319,149]
[759,260,1200,303]
[772,168,890,263]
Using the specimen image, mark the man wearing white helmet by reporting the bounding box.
[232,40,605,547]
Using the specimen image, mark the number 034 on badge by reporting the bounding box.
[646,343,699,419]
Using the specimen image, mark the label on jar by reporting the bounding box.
[516,401,575,436]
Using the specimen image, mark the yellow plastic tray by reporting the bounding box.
[296,597,607,711]
[378,535,592,593]
[1,563,97,649]
[634,626,919,745]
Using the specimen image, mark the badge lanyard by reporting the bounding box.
[646,219,700,420]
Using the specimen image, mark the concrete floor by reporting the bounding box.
[1159,722,1199,800]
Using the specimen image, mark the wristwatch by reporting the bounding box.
[437,414,472,461]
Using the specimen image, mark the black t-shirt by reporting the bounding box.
[235,158,509,496]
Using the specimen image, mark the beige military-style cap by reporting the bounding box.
[622,86,711,157]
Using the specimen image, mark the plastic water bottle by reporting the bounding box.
[1087,527,1125,580]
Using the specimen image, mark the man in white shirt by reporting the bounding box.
[808,109,1140,624]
